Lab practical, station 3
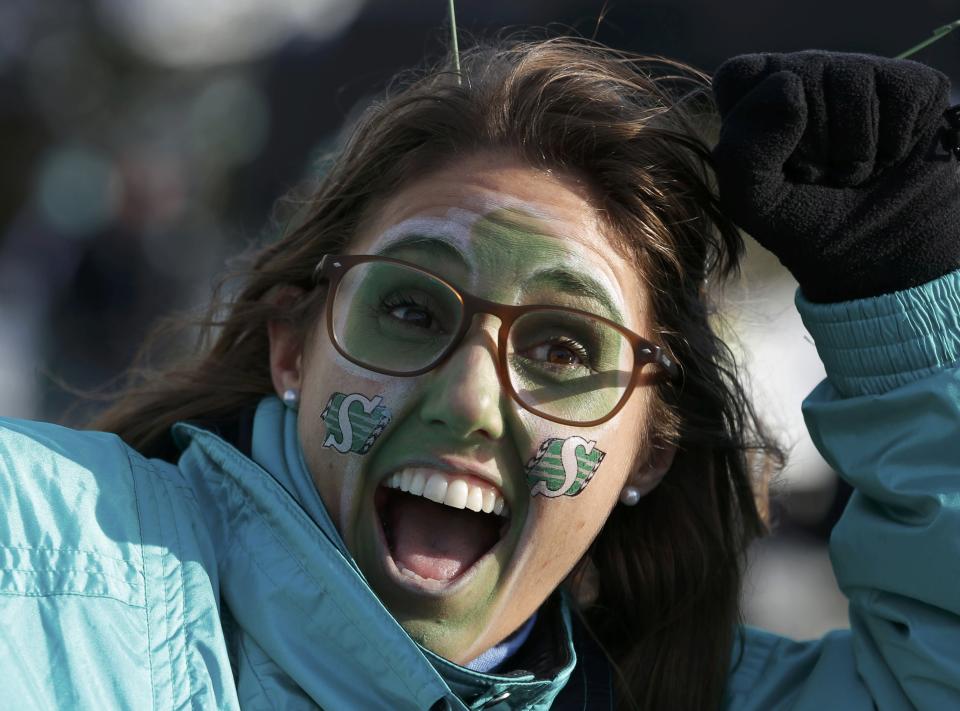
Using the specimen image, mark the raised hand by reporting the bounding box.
[712,51,960,302]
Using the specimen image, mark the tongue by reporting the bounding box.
[387,492,501,581]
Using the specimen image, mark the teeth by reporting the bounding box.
[423,473,448,504]
[481,490,496,514]
[466,486,484,512]
[409,470,427,496]
[396,563,448,591]
[444,480,468,509]
[382,468,509,518]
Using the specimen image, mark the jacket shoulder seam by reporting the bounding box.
[126,448,158,711]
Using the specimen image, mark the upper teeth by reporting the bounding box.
[384,468,510,518]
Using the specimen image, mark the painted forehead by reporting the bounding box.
[358,198,634,323]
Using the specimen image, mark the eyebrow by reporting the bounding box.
[524,267,625,324]
[376,234,472,270]
[375,234,625,323]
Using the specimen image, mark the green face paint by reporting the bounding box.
[324,168,644,664]
[525,436,606,497]
[465,212,628,420]
[340,209,628,421]
[320,392,392,455]
[336,260,462,372]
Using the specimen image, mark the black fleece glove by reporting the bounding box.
[712,51,960,302]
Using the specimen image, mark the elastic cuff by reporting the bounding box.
[796,269,960,397]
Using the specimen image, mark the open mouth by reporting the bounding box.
[374,468,512,593]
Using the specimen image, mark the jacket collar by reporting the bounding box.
[173,396,577,710]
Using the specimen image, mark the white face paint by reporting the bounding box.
[363,202,629,322]
[276,153,658,665]
[370,214,478,271]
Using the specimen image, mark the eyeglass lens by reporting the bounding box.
[329,260,635,423]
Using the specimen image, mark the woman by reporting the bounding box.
[1,38,958,710]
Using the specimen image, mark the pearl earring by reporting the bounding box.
[619,485,641,506]
[282,389,300,410]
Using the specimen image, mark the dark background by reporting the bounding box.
[1,0,957,637]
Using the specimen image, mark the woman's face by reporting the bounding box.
[271,153,664,663]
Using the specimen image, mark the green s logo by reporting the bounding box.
[526,436,605,497]
[321,392,391,455]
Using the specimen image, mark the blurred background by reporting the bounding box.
[1,0,957,640]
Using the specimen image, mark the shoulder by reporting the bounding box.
[0,415,141,473]
[0,415,185,507]
[0,417,196,601]
[0,418,234,708]
[1,417,148,534]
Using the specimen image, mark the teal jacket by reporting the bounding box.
[1,269,959,710]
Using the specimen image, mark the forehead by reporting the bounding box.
[350,155,650,327]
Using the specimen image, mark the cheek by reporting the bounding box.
[503,401,646,588]
[297,343,419,528]
[316,391,392,456]
[301,334,414,456]
[512,405,643,506]
[524,435,608,499]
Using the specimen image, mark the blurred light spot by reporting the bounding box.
[189,77,270,167]
[35,146,122,238]
[95,0,366,67]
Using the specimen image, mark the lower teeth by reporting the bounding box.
[396,564,450,587]
[397,564,425,580]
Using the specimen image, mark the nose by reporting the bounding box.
[417,315,506,441]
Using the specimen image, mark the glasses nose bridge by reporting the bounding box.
[456,289,514,337]
[439,290,516,384]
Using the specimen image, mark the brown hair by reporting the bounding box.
[90,36,780,709]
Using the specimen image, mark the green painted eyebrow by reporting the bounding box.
[374,234,624,323]
[523,267,625,324]
[376,235,471,270]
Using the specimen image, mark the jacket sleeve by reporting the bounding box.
[0,419,236,710]
[794,267,960,709]
[726,269,960,710]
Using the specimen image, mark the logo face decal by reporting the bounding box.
[525,436,606,497]
[321,392,392,455]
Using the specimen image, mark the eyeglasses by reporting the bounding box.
[313,254,679,427]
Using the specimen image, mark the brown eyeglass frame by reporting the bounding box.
[313,254,679,427]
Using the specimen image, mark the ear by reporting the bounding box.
[630,440,677,497]
[266,287,306,399]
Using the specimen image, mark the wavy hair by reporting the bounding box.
[90,37,781,709]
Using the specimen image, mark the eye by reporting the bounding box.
[388,304,432,328]
[524,338,590,368]
[380,294,444,332]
